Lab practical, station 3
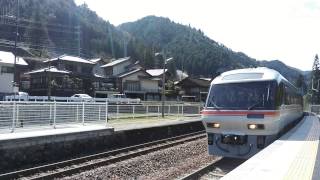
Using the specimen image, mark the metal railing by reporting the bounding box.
[310,105,320,115]
[4,96,141,104]
[0,101,202,132]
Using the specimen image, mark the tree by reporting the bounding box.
[311,54,320,104]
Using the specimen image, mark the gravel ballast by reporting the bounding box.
[63,138,219,180]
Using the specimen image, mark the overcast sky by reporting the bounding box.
[75,0,320,71]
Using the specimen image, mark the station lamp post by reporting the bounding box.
[311,78,320,104]
[155,52,173,118]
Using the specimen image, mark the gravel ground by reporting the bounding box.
[62,138,219,180]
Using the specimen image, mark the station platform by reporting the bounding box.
[222,115,320,180]
[0,116,200,140]
[111,116,200,131]
[0,124,114,141]
[0,116,202,173]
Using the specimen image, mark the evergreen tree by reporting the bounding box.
[311,54,320,104]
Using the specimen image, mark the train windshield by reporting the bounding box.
[206,81,277,110]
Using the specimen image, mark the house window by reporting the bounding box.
[1,66,14,73]
[125,81,140,91]
[65,64,74,71]
[82,66,91,74]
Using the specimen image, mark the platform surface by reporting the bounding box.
[222,115,320,180]
[111,116,200,131]
[0,124,114,141]
[0,116,200,141]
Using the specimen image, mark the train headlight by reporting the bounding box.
[248,124,257,129]
[207,122,220,128]
[248,124,264,130]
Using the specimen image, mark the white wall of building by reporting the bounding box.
[0,63,13,93]
[113,61,131,75]
[141,79,158,92]
[122,71,159,92]
[121,71,145,82]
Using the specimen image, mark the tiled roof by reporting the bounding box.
[175,77,211,87]
[89,58,101,63]
[25,66,70,74]
[100,57,130,68]
[47,55,94,64]
[118,68,145,78]
[0,51,28,65]
[146,69,168,77]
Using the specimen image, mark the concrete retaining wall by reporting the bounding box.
[0,120,204,173]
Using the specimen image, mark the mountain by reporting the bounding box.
[119,16,258,77]
[120,16,309,85]
[0,0,154,66]
[259,60,302,83]
[0,1,308,86]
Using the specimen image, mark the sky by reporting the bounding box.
[74,0,320,71]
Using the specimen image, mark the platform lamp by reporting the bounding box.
[311,78,320,104]
[155,52,173,118]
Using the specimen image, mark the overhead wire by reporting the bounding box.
[0,15,78,30]
[0,19,81,56]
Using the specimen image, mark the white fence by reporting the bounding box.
[4,95,141,104]
[0,101,202,132]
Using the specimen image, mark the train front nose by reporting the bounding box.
[202,111,280,136]
[202,110,281,158]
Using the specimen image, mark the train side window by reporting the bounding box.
[279,83,286,106]
[277,83,284,106]
[284,85,291,105]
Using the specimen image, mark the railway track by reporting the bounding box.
[179,157,245,180]
[0,131,206,180]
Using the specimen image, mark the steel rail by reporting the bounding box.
[0,130,206,180]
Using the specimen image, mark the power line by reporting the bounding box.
[0,15,78,30]
[0,10,83,58]
[0,38,79,49]
[0,22,77,34]
[0,41,82,54]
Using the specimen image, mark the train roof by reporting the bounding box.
[211,67,290,85]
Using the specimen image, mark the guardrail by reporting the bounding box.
[0,101,202,132]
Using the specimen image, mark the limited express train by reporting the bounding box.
[201,67,303,158]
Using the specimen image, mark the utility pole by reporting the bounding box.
[47,61,52,101]
[77,24,81,57]
[13,0,19,96]
[161,53,166,118]
[155,52,173,118]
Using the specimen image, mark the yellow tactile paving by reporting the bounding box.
[284,117,320,180]
[284,142,318,180]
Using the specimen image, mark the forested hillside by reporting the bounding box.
[120,16,258,77]
[0,0,155,67]
[0,0,308,85]
[260,60,304,84]
[120,16,309,84]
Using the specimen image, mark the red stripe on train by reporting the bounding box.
[201,110,280,116]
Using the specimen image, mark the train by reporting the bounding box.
[201,67,303,158]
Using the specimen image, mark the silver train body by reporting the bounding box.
[202,67,303,158]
